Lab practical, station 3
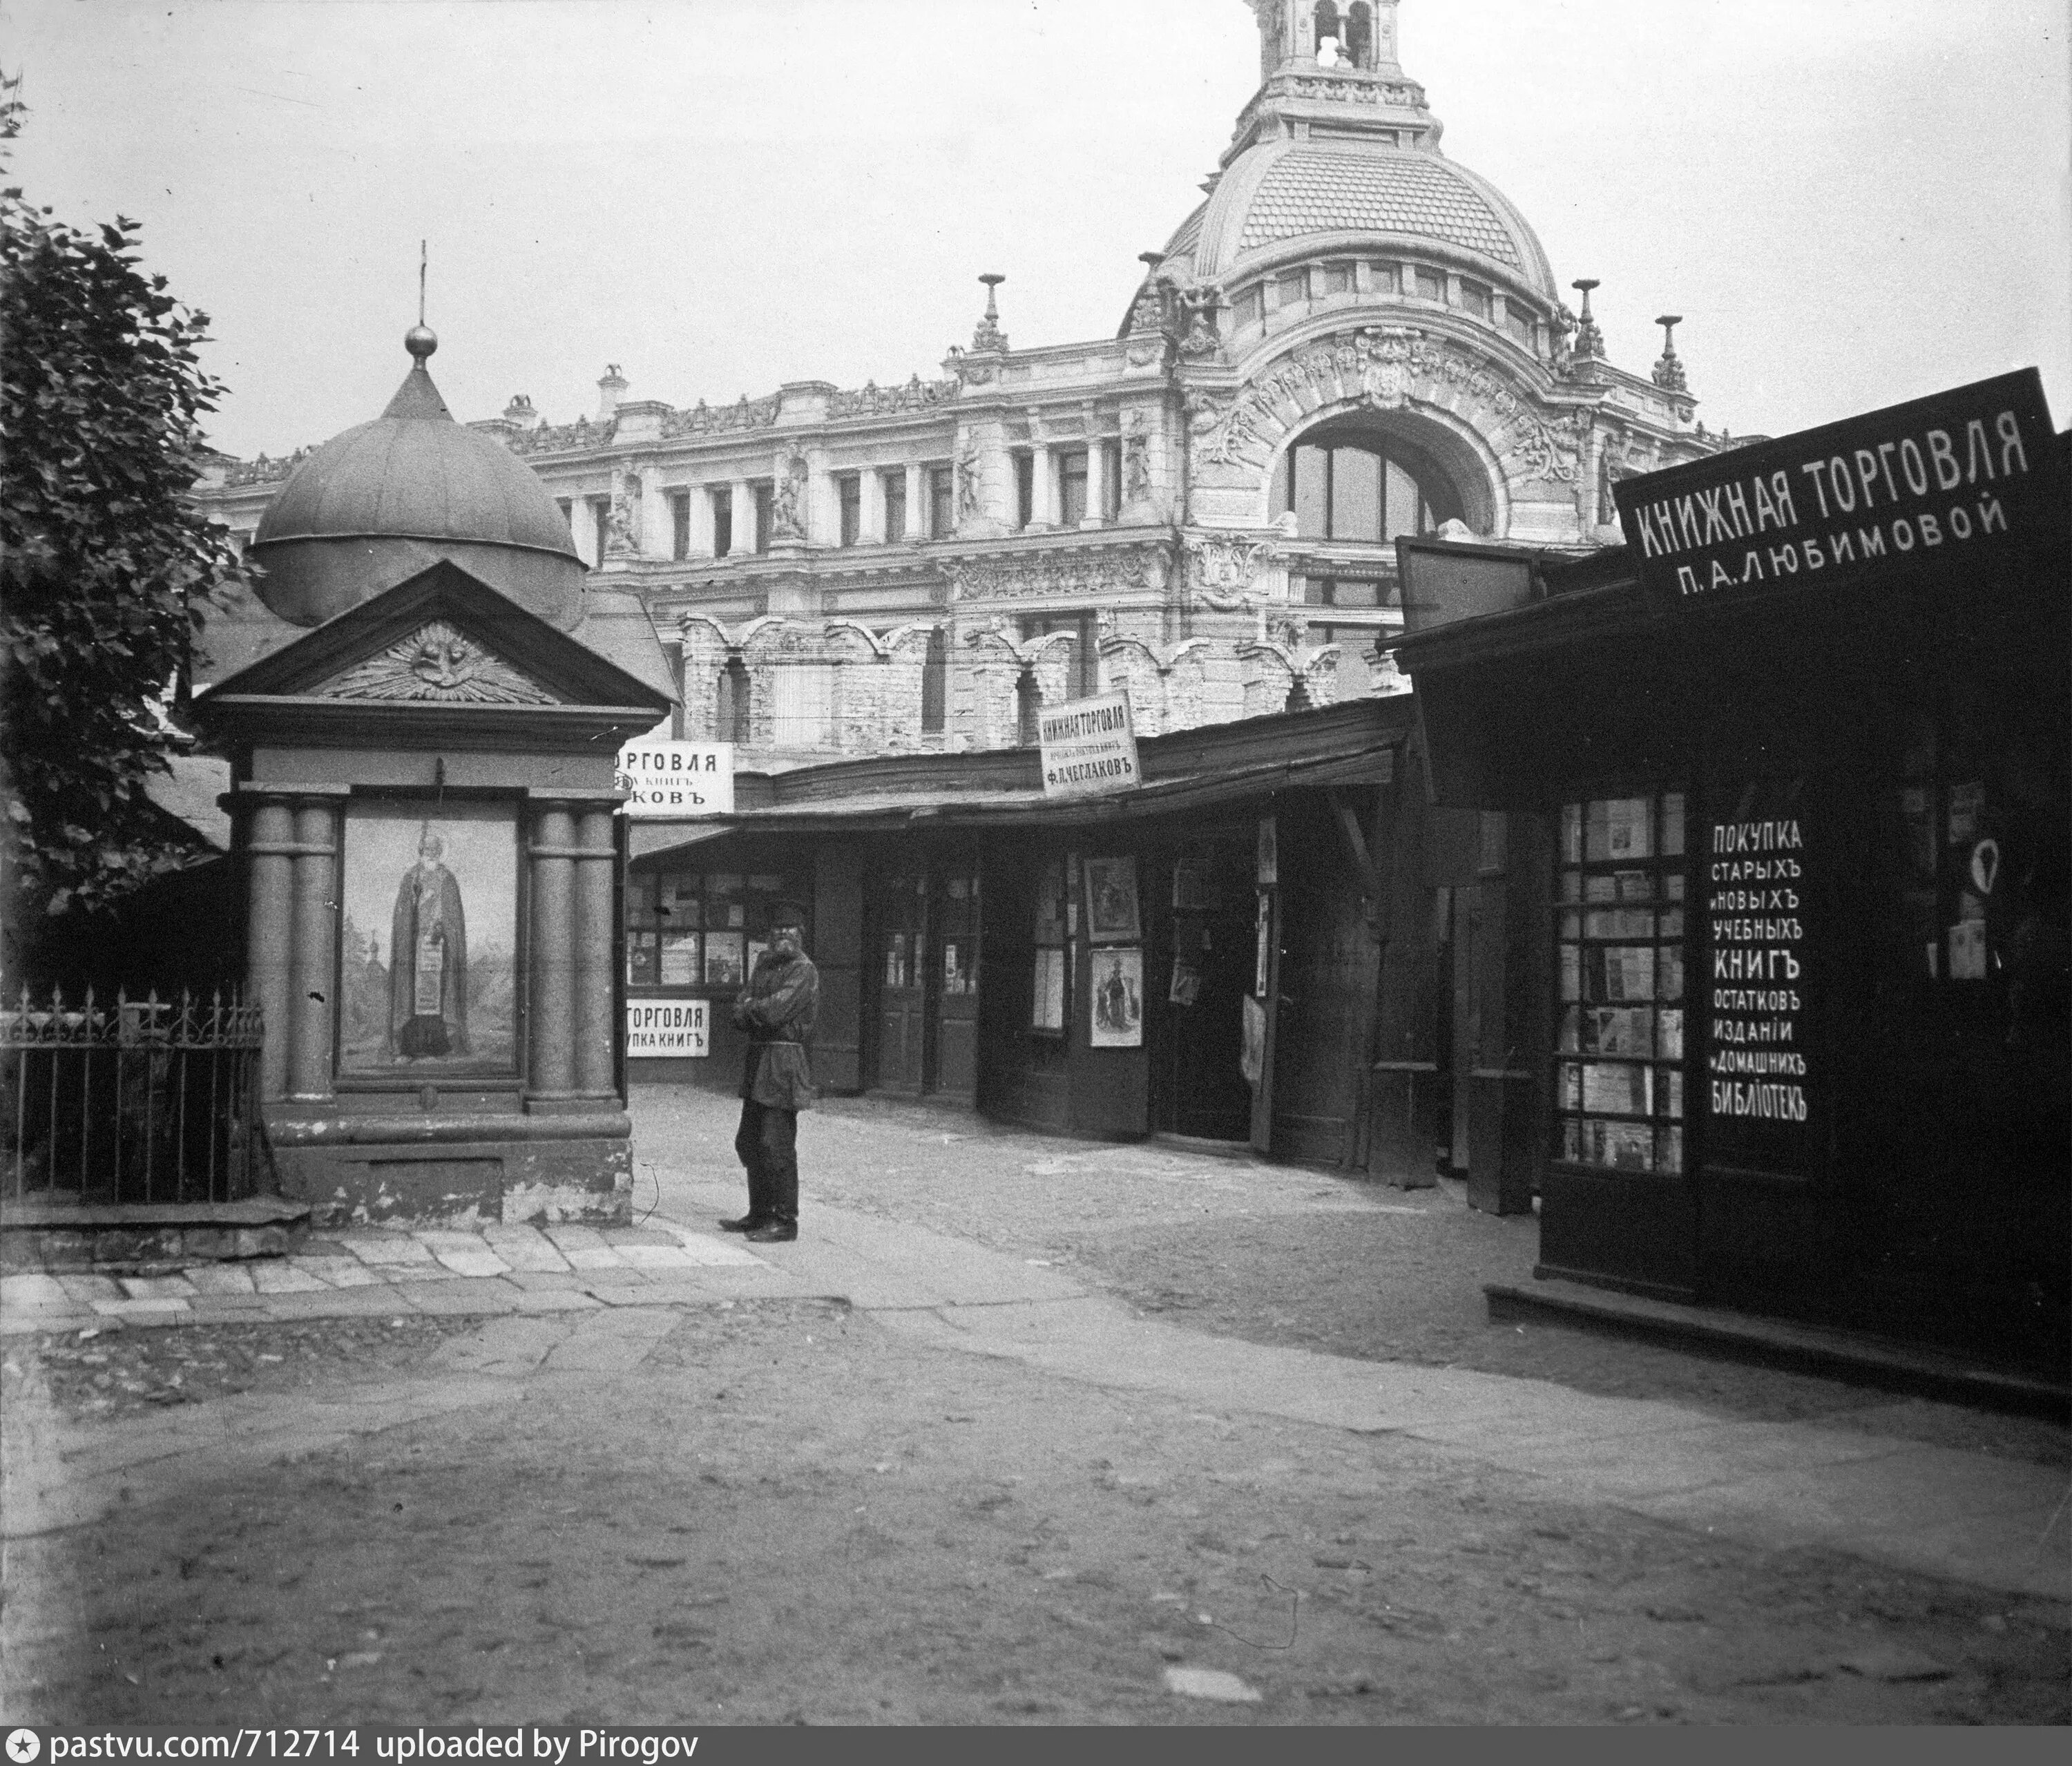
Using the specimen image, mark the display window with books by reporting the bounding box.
[1554,791,1688,1175]
[626,870,800,990]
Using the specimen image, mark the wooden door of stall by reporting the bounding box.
[1153,840,1254,1142]
[871,868,928,1093]
[932,865,981,1100]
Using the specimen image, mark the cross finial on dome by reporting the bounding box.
[405,239,437,362]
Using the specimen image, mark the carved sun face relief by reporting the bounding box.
[326,619,557,705]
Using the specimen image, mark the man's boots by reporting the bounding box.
[743,1218,797,1243]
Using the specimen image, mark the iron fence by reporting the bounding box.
[1,987,270,1206]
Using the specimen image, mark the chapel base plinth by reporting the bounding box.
[265,1111,634,1228]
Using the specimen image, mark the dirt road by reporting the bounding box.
[3,1088,2067,1725]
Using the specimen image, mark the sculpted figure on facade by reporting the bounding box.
[1122,410,1155,507]
[605,479,638,556]
[955,432,984,526]
[771,455,808,542]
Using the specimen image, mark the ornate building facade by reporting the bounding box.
[193,0,1726,757]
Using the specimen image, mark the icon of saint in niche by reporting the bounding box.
[390,827,469,1058]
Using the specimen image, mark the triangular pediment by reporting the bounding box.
[196,560,669,715]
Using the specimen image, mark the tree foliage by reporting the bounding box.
[0,90,243,932]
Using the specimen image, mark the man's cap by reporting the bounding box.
[770,900,809,930]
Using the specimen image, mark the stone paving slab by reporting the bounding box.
[182,1264,258,1296]
[294,1258,385,1289]
[255,1287,408,1321]
[118,1274,198,1301]
[57,1274,124,1304]
[392,1277,522,1315]
[503,1269,589,1293]
[542,1225,608,1251]
[430,1248,512,1278]
[646,1230,770,1269]
[186,1297,276,1321]
[91,1298,193,1321]
[2,1274,75,1309]
[344,1235,437,1267]
[251,1262,329,1295]
[562,1246,629,1271]
[480,1227,570,1272]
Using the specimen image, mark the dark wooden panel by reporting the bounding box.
[812,844,864,1093]
[1270,803,1380,1169]
[1538,1165,1698,1300]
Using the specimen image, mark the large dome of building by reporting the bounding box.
[1166,138,1555,303]
[1138,0,1559,334]
[247,327,585,629]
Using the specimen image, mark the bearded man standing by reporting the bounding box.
[722,902,818,1242]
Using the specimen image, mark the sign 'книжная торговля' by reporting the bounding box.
[1613,368,2064,610]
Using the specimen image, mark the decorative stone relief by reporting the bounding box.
[1176,291,1225,364]
[829,376,957,419]
[1189,327,1580,488]
[657,394,779,439]
[1184,532,1272,611]
[325,620,555,704]
[943,542,1171,604]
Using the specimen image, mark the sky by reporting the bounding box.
[7,0,2069,461]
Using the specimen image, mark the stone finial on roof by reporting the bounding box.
[1571,279,1605,362]
[1651,315,1689,394]
[972,273,1008,352]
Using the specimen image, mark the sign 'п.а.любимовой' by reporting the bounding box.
[1614,369,2065,612]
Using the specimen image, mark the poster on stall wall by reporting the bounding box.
[1703,778,1817,1177]
[1240,994,1267,1088]
[1088,948,1144,1048]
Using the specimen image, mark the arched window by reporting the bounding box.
[921,627,948,733]
[1345,2,1373,68]
[716,656,751,745]
[1271,421,1466,541]
[1312,1,1345,64]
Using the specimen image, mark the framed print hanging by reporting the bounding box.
[1083,856,1141,943]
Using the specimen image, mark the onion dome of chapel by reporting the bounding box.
[247,326,585,629]
[1140,1,1556,318]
